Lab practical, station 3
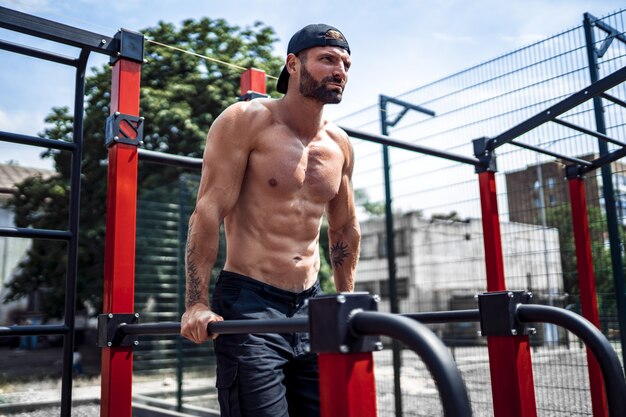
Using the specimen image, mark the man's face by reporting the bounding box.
[298,46,351,104]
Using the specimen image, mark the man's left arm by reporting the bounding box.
[326,135,361,292]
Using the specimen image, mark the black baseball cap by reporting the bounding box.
[276,23,350,94]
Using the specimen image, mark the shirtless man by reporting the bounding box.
[181,24,360,417]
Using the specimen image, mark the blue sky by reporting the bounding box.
[0,0,624,169]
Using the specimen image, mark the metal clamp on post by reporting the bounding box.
[309,293,382,354]
[478,291,534,336]
[109,28,144,64]
[472,137,497,173]
[238,91,269,101]
[105,112,144,147]
[97,313,140,347]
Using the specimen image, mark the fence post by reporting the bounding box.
[474,138,538,417]
[567,172,609,417]
[583,12,626,369]
[100,29,144,417]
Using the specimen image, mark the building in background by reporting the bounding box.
[505,154,626,225]
[355,211,564,344]
[0,163,54,327]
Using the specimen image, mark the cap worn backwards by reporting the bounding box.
[276,23,350,94]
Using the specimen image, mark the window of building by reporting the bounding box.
[547,177,556,189]
[379,277,409,298]
[549,194,557,206]
[360,234,377,259]
[377,231,408,257]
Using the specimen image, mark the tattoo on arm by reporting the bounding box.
[185,241,203,307]
[330,241,350,267]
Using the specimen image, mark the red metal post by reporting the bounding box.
[240,68,267,96]
[100,58,142,417]
[318,353,378,417]
[478,171,538,417]
[568,177,608,417]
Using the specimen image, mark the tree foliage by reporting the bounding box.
[544,204,614,297]
[4,18,283,318]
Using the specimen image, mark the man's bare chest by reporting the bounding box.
[247,136,344,202]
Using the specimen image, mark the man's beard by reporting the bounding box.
[299,64,344,104]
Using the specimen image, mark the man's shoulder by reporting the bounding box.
[324,121,351,149]
[221,98,274,123]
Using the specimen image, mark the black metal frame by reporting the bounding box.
[0,6,138,417]
[115,294,626,417]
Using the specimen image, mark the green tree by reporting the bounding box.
[3,18,283,318]
[544,204,614,297]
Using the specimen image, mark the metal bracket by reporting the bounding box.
[565,164,585,180]
[238,91,269,101]
[309,292,382,354]
[105,112,144,148]
[472,137,497,173]
[477,291,533,337]
[110,28,144,64]
[97,313,139,347]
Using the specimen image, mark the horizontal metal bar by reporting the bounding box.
[510,141,594,166]
[341,126,481,166]
[0,324,69,336]
[489,64,626,150]
[581,146,626,176]
[118,317,309,337]
[138,149,202,170]
[0,227,72,240]
[601,92,626,109]
[0,6,116,57]
[0,38,78,66]
[517,304,626,417]
[0,130,77,151]
[553,118,626,147]
[381,95,436,116]
[403,309,480,324]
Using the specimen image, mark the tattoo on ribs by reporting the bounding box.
[330,241,350,267]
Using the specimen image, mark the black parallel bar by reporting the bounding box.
[351,312,472,417]
[517,305,626,417]
[601,92,626,110]
[0,130,77,151]
[403,309,480,324]
[0,324,68,336]
[0,39,78,66]
[60,50,89,417]
[488,64,626,150]
[342,126,481,166]
[553,118,626,147]
[0,6,116,56]
[0,227,72,240]
[510,141,594,166]
[118,318,309,337]
[138,149,202,170]
[582,146,626,176]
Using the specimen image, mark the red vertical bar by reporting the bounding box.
[478,171,538,417]
[240,68,267,96]
[318,353,378,417]
[100,58,141,417]
[568,177,608,417]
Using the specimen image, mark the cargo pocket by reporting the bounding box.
[216,361,241,417]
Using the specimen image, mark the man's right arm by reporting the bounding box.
[180,101,254,344]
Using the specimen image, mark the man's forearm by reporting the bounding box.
[328,221,361,292]
[185,215,219,309]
